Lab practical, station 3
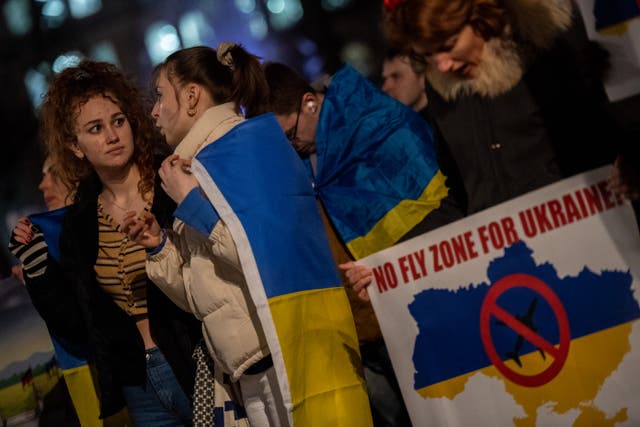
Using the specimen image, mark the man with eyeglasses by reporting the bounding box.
[264,61,463,427]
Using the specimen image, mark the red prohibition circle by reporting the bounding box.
[480,273,571,387]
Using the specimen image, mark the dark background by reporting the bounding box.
[0,0,388,274]
[1,0,638,276]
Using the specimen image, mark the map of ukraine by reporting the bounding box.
[409,241,640,427]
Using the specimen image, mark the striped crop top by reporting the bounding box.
[94,200,151,316]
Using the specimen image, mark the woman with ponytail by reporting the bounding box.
[125,41,372,426]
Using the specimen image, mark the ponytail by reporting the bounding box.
[217,42,270,118]
[157,43,269,118]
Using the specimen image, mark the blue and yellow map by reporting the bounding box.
[409,241,640,426]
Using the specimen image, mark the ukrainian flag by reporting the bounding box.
[594,0,640,32]
[30,208,66,263]
[30,209,103,427]
[191,113,372,427]
[312,65,448,260]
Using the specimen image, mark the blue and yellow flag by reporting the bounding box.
[29,208,103,426]
[312,65,448,259]
[30,208,66,264]
[594,0,640,32]
[192,113,372,427]
[30,208,88,369]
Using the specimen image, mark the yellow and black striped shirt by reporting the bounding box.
[94,201,151,316]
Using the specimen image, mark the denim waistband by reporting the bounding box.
[144,346,165,366]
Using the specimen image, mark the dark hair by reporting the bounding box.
[263,62,315,116]
[40,60,157,197]
[384,0,507,55]
[154,45,269,118]
[383,47,427,75]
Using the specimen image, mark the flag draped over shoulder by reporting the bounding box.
[29,208,102,426]
[29,208,87,369]
[594,0,640,31]
[29,208,66,264]
[313,65,448,260]
[192,113,372,427]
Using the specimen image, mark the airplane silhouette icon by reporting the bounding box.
[496,297,546,367]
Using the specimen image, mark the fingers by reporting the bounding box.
[125,220,146,242]
[13,218,34,244]
[344,265,372,286]
[161,155,191,176]
[162,154,190,171]
[608,168,640,201]
[352,275,373,293]
[337,261,355,270]
[122,212,156,242]
[357,287,370,302]
[339,262,374,300]
[141,212,160,231]
[121,214,137,235]
[162,154,180,168]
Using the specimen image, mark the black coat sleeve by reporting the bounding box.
[24,256,89,348]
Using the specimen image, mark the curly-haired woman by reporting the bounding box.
[10,60,201,426]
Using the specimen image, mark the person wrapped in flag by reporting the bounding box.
[124,43,372,427]
[264,62,462,261]
[263,61,463,426]
[9,156,105,427]
[10,60,202,425]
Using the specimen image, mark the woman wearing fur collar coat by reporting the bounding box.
[383,0,633,215]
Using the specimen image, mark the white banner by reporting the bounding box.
[359,167,640,427]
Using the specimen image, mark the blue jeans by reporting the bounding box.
[122,347,193,427]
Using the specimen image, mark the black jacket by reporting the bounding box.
[25,166,202,418]
[425,2,622,215]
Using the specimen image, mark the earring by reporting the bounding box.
[187,107,197,117]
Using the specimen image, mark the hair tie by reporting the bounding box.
[216,42,236,69]
[384,0,407,11]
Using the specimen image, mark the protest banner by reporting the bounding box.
[360,167,640,426]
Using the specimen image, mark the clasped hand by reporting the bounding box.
[160,154,199,204]
[608,155,640,201]
[122,211,162,249]
[339,261,374,301]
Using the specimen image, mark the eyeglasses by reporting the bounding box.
[284,103,302,142]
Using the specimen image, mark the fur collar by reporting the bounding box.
[426,0,573,101]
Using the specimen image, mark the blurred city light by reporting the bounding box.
[296,38,317,56]
[52,50,84,73]
[24,66,49,109]
[340,41,374,76]
[234,0,256,14]
[145,22,182,65]
[68,0,101,19]
[3,0,32,36]
[179,10,215,47]
[266,0,303,30]
[321,0,352,12]
[41,0,68,29]
[303,55,324,79]
[90,41,120,65]
[249,11,268,40]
